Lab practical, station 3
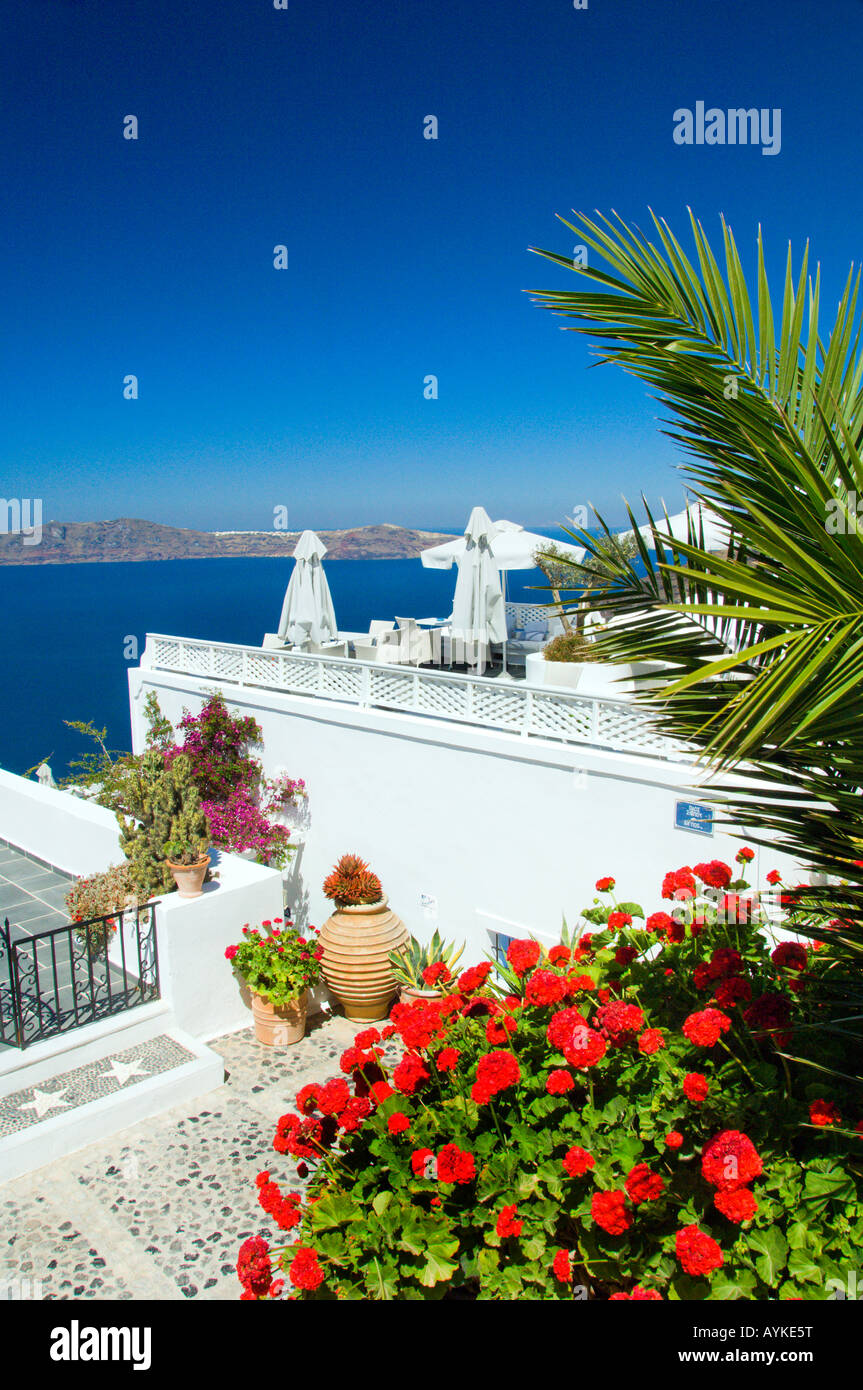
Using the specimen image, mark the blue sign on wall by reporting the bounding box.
[675,800,714,836]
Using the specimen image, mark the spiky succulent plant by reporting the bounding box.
[323,853,383,908]
[388,931,465,990]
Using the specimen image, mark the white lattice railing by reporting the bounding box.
[140,635,692,763]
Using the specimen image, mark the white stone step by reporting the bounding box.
[0,1028,224,1183]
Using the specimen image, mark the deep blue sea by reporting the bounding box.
[0,556,551,778]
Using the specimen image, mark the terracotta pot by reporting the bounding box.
[399,985,444,1007]
[319,896,408,1021]
[251,990,308,1046]
[166,854,210,899]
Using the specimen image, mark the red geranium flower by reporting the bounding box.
[766,869,782,886]
[683,1072,709,1104]
[610,1285,663,1301]
[525,969,568,1007]
[771,942,807,972]
[595,877,615,892]
[546,1069,575,1095]
[387,1112,410,1135]
[548,944,571,965]
[393,1051,431,1095]
[646,911,675,937]
[701,1130,763,1191]
[682,1008,732,1048]
[436,1143,476,1185]
[410,1147,435,1178]
[288,1245,325,1292]
[496,1203,523,1238]
[562,1022,607,1070]
[552,1249,572,1282]
[624,1163,664,1205]
[693,860,733,889]
[547,1006,587,1050]
[744,991,793,1047]
[662,867,696,900]
[591,1190,632,1236]
[638,1028,665,1055]
[458,961,492,994]
[596,1000,645,1044]
[665,1130,684,1149]
[506,939,541,975]
[713,976,752,1008]
[676,1225,723,1276]
[714,1187,758,1223]
[563,1145,595,1178]
[471,1050,520,1104]
[237,1236,272,1297]
[809,1098,841,1127]
[435,1047,460,1072]
[607,911,633,932]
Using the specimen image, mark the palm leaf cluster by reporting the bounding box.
[529,210,863,943]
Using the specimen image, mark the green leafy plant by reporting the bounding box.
[528,209,863,948]
[225,919,324,1008]
[65,863,139,955]
[237,853,863,1301]
[388,931,465,990]
[323,854,383,908]
[543,631,600,664]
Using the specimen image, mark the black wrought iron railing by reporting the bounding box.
[0,904,159,1049]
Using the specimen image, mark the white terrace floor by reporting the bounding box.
[0,1012,372,1301]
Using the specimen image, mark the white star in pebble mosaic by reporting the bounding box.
[100,1058,150,1087]
[19,1087,71,1118]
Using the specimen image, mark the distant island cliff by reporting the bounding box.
[0,518,458,565]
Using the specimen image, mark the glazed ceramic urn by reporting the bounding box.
[319,896,408,1022]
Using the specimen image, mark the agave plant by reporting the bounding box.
[388,931,465,990]
[529,209,863,953]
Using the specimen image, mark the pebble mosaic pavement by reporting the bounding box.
[0,1012,386,1301]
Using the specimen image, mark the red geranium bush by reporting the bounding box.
[238,861,863,1300]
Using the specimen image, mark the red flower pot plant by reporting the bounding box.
[225,918,324,1046]
[237,850,863,1299]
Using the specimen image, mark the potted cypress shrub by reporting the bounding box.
[319,854,408,1021]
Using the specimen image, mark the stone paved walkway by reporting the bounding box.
[0,1012,369,1300]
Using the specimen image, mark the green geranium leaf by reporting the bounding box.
[749,1226,788,1286]
[420,1237,460,1287]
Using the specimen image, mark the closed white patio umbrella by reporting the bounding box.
[422,514,586,677]
[277,530,338,646]
[446,507,509,670]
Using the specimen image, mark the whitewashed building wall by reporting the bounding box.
[128,662,802,962]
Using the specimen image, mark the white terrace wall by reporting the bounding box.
[0,770,122,875]
[129,667,803,963]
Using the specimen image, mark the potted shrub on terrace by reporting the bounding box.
[318,854,408,1022]
[163,831,211,899]
[65,863,139,958]
[117,751,211,898]
[539,629,637,697]
[389,931,465,1005]
[225,918,323,1045]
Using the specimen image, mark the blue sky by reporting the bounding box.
[2,0,860,532]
